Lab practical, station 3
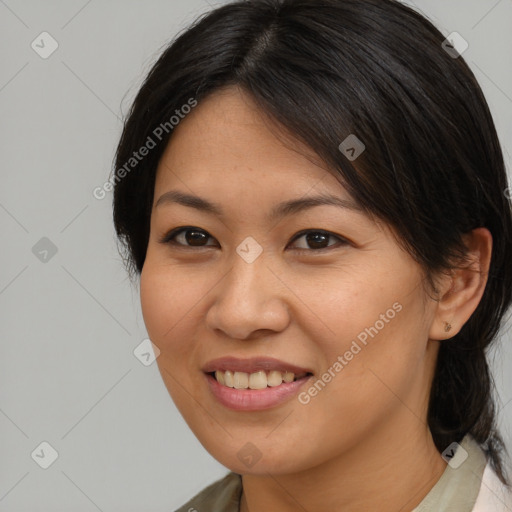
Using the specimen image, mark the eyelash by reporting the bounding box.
[158,226,350,252]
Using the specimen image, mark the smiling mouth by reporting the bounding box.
[208,370,313,389]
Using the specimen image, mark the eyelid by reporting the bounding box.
[158,226,350,250]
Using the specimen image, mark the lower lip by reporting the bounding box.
[205,373,313,411]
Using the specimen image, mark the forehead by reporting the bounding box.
[154,86,350,201]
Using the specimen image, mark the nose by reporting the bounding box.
[205,252,291,341]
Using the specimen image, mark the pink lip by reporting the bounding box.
[205,373,313,411]
[202,356,312,374]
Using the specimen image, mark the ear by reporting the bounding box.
[429,227,493,341]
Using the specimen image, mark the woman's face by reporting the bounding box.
[140,86,442,475]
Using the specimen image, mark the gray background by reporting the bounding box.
[1,0,511,510]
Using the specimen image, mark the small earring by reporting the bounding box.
[444,322,452,332]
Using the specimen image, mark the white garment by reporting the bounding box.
[473,463,512,511]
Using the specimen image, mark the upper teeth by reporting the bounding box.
[214,370,305,389]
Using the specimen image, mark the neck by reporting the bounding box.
[239,424,447,512]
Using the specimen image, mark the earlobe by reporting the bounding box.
[429,227,492,341]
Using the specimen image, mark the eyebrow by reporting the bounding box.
[155,189,363,221]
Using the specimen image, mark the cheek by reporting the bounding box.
[140,269,173,345]
[140,264,204,412]
[292,266,411,352]
[139,267,201,409]
[303,265,430,396]
[139,263,202,348]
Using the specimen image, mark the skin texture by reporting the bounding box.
[140,86,492,512]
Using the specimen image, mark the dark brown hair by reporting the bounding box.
[112,0,512,486]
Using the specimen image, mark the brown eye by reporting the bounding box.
[182,229,210,246]
[289,230,348,251]
[159,227,348,251]
[159,227,217,247]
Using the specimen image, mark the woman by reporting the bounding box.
[112,0,512,510]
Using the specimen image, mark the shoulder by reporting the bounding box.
[472,462,512,512]
[174,472,242,512]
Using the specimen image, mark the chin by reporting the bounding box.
[202,440,310,476]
